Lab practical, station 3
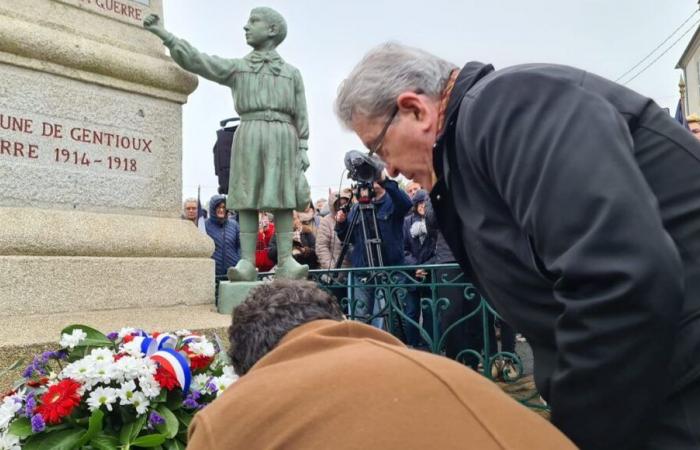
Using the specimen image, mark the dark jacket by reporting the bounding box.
[404,193,455,266]
[336,179,412,268]
[431,62,700,450]
[204,195,241,277]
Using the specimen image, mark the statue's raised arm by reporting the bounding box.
[143,13,239,85]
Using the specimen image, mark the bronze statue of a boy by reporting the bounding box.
[144,7,311,281]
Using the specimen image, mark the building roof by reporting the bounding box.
[677,22,700,69]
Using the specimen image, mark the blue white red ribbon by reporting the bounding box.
[156,333,177,351]
[181,334,203,346]
[150,349,192,392]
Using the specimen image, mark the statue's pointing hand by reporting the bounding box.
[143,14,168,39]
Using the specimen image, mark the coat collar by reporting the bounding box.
[433,62,494,179]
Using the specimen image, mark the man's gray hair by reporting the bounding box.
[335,42,457,127]
[183,197,197,206]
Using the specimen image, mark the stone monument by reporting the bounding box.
[144,7,314,314]
[0,0,229,364]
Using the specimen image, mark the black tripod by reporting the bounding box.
[335,201,383,270]
[334,196,407,340]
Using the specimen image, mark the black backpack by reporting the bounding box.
[213,117,240,195]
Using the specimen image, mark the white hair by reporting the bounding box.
[183,197,197,206]
[335,42,457,127]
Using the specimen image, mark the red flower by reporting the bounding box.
[188,354,214,372]
[35,379,82,424]
[122,335,135,343]
[154,365,180,390]
[26,377,49,388]
[151,331,161,338]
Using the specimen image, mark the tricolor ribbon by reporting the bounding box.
[150,349,192,393]
[156,333,177,351]
[182,335,203,346]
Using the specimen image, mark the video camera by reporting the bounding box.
[343,150,385,204]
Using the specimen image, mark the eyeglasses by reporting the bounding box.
[368,106,399,157]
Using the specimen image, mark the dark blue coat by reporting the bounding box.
[204,195,240,276]
[336,179,411,268]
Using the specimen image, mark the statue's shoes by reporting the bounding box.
[227,260,257,282]
[275,258,309,280]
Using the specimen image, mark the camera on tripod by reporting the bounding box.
[344,150,385,204]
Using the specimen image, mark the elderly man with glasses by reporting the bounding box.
[336,43,700,450]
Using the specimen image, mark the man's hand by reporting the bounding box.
[415,269,428,279]
[143,14,168,39]
[336,210,346,223]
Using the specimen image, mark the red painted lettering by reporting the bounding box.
[41,122,63,138]
[28,144,38,159]
[0,114,33,134]
[13,142,24,157]
[0,140,10,155]
[70,127,82,142]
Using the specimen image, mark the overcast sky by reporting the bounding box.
[162,0,698,204]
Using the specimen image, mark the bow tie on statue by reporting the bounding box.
[245,51,283,76]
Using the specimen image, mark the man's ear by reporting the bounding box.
[396,92,433,131]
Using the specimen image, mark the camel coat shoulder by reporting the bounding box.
[187,320,574,449]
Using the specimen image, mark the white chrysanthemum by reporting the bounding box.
[59,329,87,349]
[117,327,137,340]
[137,375,161,399]
[174,329,192,337]
[187,340,216,357]
[61,359,96,387]
[87,348,114,363]
[117,380,137,405]
[121,341,145,358]
[91,360,117,385]
[86,387,117,412]
[0,394,23,431]
[191,374,211,393]
[130,392,149,415]
[0,430,21,450]
[213,367,239,397]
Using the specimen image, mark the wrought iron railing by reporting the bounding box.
[231,263,546,410]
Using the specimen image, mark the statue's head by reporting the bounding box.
[244,7,287,49]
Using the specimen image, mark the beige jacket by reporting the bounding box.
[187,320,576,450]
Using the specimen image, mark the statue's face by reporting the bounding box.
[244,13,273,48]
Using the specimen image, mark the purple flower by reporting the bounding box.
[148,411,165,427]
[24,395,36,418]
[205,381,218,393]
[30,414,45,433]
[182,390,202,409]
[106,332,119,341]
[22,364,34,379]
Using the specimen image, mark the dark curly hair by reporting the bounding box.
[228,279,343,375]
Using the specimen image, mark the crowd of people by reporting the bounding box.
[181,177,521,379]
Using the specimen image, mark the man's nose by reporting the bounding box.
[243,25,250,31]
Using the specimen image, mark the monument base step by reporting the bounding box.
[0,304,231,391]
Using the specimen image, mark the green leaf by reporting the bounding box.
[164,438,187,450]
[90,432,120,450]
[0,359,24,379]
[131,433,166,447]
[155,406,179,439]
[119,414,147,445]
[75,409,104,448]
[22,428,84,450]
[8,417,32,438]
[172,409,192,428]
[165,390,183,411]
[60,324,113,349]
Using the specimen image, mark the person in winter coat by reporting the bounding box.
[336,42,700,450]
[205,195,241,282]
[316,189,353,271]
[255,212,275,273]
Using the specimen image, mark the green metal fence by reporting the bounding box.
[254,263,547,410]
